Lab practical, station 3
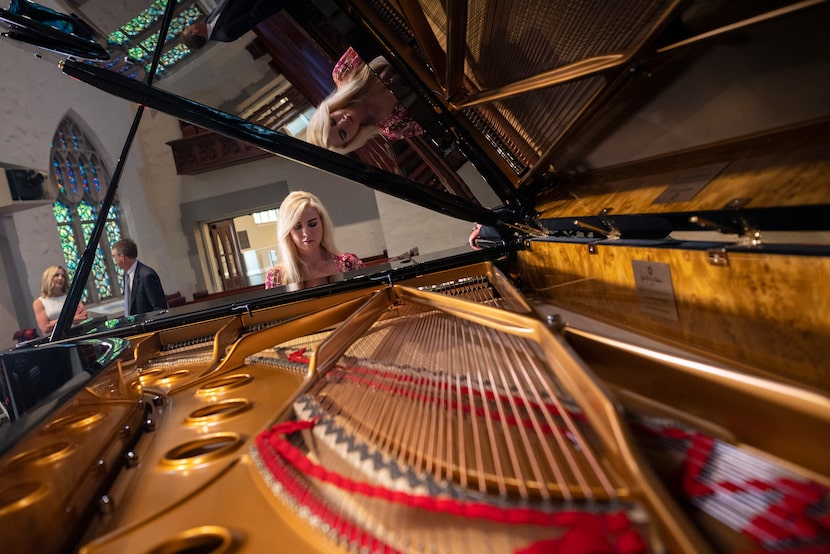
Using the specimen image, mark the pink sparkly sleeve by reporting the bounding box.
[265,266,283,289]
[334,253,364,272]
[332,47,362,87]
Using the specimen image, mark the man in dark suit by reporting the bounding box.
[112,238,168,316]
[181,0,284,49]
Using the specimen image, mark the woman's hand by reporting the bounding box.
[468,223,482,250]
[74,301,88,322]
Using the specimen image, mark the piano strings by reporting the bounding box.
[249,286,665,553]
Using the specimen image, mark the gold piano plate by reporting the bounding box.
[159,433,245,470]
[144,525,235,554]
[0,481,50,516]
[185,399,253,425]
[2,441,76,469]
[44,410,106,433]
[196,373,255,396]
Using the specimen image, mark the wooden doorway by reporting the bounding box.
[208,219,249,291]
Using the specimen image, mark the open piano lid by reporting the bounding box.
[0,0,816,242]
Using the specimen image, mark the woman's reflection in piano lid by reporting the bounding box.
[305,47,423,155]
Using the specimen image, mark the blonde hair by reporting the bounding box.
[275,191,339,285]
[40,265,69,297]
[306,56,390,154]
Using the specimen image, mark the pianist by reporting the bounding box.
[265,191,363,288]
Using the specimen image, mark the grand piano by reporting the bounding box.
[1,1,828,553]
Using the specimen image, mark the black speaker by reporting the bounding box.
[6,169,44,201]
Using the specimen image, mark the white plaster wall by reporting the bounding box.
[13,205,64,301]
[374,192,472,259]
[0,217,22,348]
[334,221,385,260]
[0,45,134,179]
[128,109,192,297]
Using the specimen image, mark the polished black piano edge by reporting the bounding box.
[0,336,130,455]
[0,6,108,61]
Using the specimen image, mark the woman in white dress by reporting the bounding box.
[32,265,88,335]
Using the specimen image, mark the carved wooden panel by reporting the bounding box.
[167,132,271,175]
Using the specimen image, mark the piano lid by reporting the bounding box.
[0,0,107,60]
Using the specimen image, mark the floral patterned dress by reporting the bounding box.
[265,253,365,289]
[332,47,423,141]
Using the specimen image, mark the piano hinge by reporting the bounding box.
[507,221,549,238]
[546,313,565,331]
[690,198,763,248]
[574,208,621,240]
[707,248,729,266]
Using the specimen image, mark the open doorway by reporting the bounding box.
[181,181,289,295]
[207,219,249,291]
[204,207,279,292]
[230,208,278,286]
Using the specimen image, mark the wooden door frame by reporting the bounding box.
[207,219,249,291]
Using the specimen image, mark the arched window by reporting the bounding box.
[50,116,125,304]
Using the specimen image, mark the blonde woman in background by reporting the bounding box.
[265,191,364,288]
[32,265,88,335]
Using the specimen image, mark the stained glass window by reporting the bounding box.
[105,0,205,78]
[51,117,125,304]
[107,0,170,44]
